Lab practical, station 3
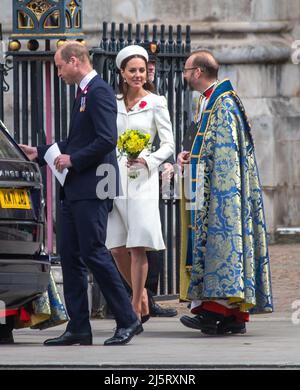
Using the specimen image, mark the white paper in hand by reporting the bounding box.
[44,143,69,186]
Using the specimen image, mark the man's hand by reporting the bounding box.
[177,151,191,167]
[18,144,38,161]
[54,154,72,173]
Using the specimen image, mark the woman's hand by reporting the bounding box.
[127,157,148,169]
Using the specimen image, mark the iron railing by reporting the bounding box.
[3,21,191,298]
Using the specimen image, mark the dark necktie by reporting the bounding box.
[76,87,82,99]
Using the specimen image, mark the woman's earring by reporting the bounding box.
[124,79,127,83]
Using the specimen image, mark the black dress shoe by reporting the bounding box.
[217,316,246,335]
[147,289,178,317]
[0,318,14,344]
[104,320,143,346]
[0,332,14,344]
[44,331,92,346]
[180,311,224,335]
[180,314,203,330]
[149,302,178,317]
[141,314,150,324]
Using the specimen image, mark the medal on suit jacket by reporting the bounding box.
[80,86,88,112]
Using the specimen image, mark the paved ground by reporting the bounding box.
[0,243,299,370]
[268,243,300,314]
[1,315,300,369]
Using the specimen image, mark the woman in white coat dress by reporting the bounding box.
[106,45,175,321]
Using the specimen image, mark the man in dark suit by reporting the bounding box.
[20,41,142,346]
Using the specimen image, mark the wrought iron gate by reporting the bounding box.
[3,21,191,297]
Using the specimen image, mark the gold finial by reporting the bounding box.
[9,40,21,51]
[76,39,86,45]
[56,39,67,48]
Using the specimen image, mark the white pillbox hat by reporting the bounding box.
[116,45,149,69]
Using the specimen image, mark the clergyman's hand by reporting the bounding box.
[18,144,38,161]
[177,151,190,168]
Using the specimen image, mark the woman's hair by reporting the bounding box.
[117,55,155,104]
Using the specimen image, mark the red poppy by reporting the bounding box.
[139,101,147,109]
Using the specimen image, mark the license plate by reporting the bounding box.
[0,188,31,209]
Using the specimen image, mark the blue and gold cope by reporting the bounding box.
[180,79,273,314]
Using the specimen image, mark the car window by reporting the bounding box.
[0,123,25,160]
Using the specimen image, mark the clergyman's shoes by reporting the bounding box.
[180,314,204,330]
[104,320,143,346]
[217,316,246,335]
[180,311,224,335]
[44,331,93,346]
[180,313,246,335]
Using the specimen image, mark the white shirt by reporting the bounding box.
[195,81,218,123]
[78,69,97,91]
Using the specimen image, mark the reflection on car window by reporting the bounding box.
[0,128,24,160]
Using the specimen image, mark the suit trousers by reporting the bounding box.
[59,198,136,333]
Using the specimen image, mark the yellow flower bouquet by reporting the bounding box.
[117,130,151,178]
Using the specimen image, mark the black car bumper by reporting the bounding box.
[0,257,50,309]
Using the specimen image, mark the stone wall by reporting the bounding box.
[1,0,300,238]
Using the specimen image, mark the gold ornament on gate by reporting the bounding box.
[56,39,67,48]
[9,40,21,51]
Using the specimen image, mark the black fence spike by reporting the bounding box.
[101,21,108,49]
[111,22,116,51]
[168,25,174,53]
[160,24,165,53]
[186,25,191,53]
[135,24,141,44]
[128,23,133,45]
[152,24,157,43]
[176,25,182,54]
[144,24,149,43]
[119,23,125,50]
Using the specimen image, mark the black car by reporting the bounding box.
[0,120,50,310]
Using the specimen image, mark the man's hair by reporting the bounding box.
[191,50,219,79]
[58,41,91,64]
